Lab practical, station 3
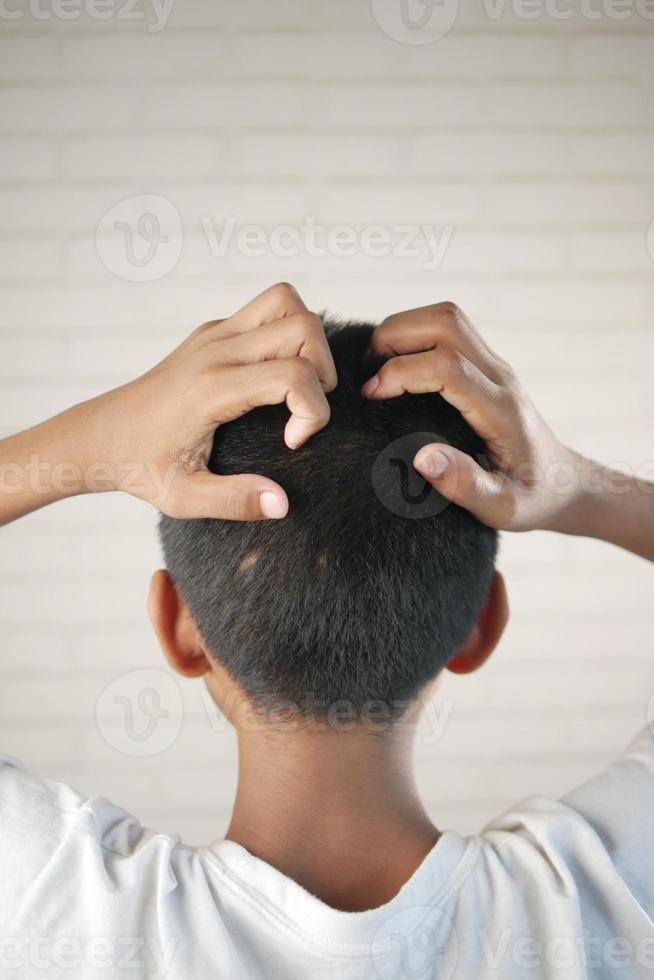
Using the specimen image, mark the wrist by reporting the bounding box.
[542,450,615,540]
[36,392,128,502]
[43,398,110,501]
[68,387,135,496]
[78,381,172,506]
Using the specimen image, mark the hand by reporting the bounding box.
[361,301,579,533]
[83,283,337,521]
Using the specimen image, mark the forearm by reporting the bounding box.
[0,400,100,527]
[0,287,332,527]
[549,453,654,562]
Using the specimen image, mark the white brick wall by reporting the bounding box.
[0,2,653,846]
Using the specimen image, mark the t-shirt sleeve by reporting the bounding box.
[0,755,163,934]
[0,755,86,929]
[562,726,654,920]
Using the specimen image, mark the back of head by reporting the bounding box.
[159,320,497,719]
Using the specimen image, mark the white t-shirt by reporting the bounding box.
[1,727,653,980]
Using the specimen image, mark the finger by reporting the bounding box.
[362,348,504,442]
[186,284,309,350]
[208,312,337,392]
[370,302,505,382]
[165,471,289,521]
[222,282,308,336]
[207,357,330,449]
[413,443,514,529]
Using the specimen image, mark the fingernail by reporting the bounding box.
[285,415,306,449]
[415,449,448,479]
[260,491,287,519]
[361,375,379,397]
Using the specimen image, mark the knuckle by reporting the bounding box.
[296,313,337,389]
[301,311,323,333]
[498,377,519,406]
[434,346,461,382]
[289,355,316,384]
[271,281,298,305]
[437,300,462,322]
[294,311,323,342]
[373,320,391,342]
[378,355,401,382]
[222,486,248,521]
[370,321,394,353]
[459,463,478,499]
[497,358,516,385]
[320,367,338,394]
[192,318,222,340]
[187,320,213,344]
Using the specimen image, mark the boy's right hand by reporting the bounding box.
[362,301,583,534]
[77,282,336,522]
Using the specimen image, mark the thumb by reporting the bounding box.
[413,444,511,528]
[164,471,289,521]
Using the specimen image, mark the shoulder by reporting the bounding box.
[0,755,89,842]
[0,756,191,928]
[479,728,654,919]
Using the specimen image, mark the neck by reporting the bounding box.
[225,719,439,912]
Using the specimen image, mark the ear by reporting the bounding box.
[446,571,509,675]
[148,570,211,679]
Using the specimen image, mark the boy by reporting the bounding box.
[1,283,652,978]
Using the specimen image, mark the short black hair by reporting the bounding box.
[159,321,497,719]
